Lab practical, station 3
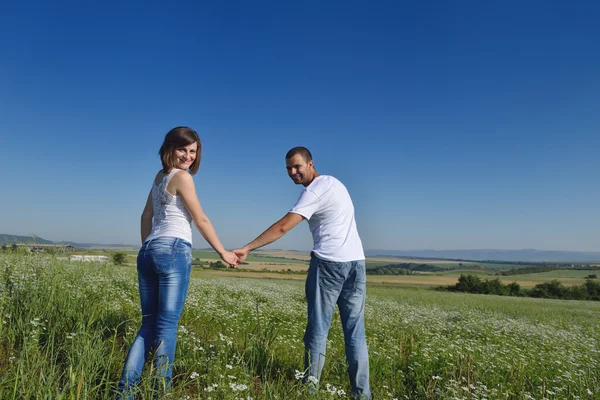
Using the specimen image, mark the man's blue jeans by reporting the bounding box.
[117,237,192,398]
[304,254,371,399]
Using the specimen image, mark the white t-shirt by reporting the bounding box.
[289,175,365,262]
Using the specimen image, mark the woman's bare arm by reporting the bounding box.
[170,171,238,266]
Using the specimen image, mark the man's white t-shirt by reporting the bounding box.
[289,175,365,262]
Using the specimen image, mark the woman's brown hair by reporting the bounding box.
[159,126,202,175]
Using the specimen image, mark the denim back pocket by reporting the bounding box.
[169,239,192,275]
[149,239,177,273]
[353,261,367,294]
[317,259,346,292]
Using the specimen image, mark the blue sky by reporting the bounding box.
[1,1,599,251]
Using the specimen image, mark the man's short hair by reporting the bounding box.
[286,146,313,162]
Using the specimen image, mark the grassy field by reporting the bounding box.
[510,270,599,279]
[119,249,309,265]
[364,261,482,269]
[195,268,596,289]
[85,248,600,289]
[1,252,599,399]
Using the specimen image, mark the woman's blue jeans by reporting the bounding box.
[303,254,371,399]
[117,237,192,398]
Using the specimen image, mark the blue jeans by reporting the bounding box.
[117,237,192,399]
[304,254,371,399]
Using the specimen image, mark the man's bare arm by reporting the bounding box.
[233,213,304,262]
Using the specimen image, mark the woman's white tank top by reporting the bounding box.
[144,169,193,244]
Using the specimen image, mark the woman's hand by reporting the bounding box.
[220,251,239,268]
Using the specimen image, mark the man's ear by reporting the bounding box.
[309,160,314,169]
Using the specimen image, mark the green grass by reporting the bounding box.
[438,268,598,280]
[437,269,493,276]
[1,252,599,399]
[477,263,542,271]
[365,261,397,268]
[193,251,307,264]
[365,262,483,270]
[512,270,598,279]
[120,249,308,264]
[427,263,482,269]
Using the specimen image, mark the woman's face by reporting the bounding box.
[173,142,198,170]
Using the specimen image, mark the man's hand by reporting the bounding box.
[233,246,250,263]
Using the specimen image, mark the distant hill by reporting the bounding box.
[0,234,54,245]
[365,249,600,262]
[0,234,135,249]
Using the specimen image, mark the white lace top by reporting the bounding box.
[144,169,193,244]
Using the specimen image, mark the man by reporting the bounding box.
[233,146,371,399]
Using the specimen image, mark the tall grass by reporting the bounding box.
[1,252,599,399]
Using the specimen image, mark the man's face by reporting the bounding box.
[286,154,314,186]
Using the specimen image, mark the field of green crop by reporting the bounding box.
[511,270,598,279]
[1,252,599,399]
[120,249,308,264]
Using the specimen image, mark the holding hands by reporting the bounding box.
[232,246,250,263]
[218,247,249,269]
[220,250,239,268]
[229,213,304,268]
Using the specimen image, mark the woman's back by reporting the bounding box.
[145,169,193,244]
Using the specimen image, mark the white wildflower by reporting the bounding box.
[230,383,248,391]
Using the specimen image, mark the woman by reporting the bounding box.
[117,126,238,398]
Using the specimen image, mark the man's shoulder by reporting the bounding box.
[304,176,350,201]
[309,175,341,187]
[316,175,348,191]
[306,175,332,193]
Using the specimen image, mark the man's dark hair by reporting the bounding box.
[285,146,312,162]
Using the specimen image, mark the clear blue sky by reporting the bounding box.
[1,1,599,251]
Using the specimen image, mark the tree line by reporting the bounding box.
[441,274,600,301]
[366,263,448,275]
[499,265,600,276]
